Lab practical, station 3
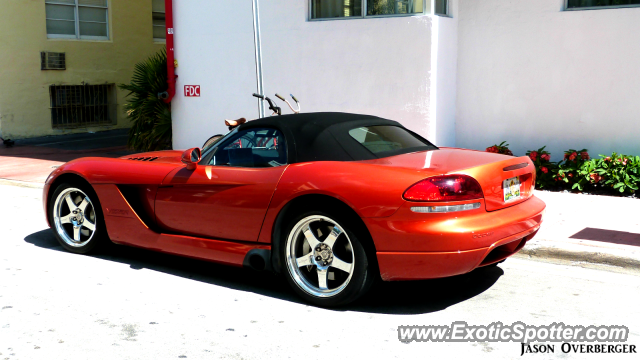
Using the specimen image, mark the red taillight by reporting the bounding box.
[403,175,484,202]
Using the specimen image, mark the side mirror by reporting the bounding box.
[181,147,201,170]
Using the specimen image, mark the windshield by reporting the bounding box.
[348,125,437,157]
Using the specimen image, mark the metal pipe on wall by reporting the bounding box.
[163,0,176,104]
[252,0,265,118]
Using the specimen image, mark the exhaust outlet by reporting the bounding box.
[243,249,272,272]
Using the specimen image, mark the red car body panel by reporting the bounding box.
[43,144,545,280]
[42,152,182,227]
[92,183,269,266]
[155,165,287,242]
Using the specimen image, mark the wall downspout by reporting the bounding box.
[252,0,265,118]
[163,0,176,104]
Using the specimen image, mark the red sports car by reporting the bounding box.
[43,113,545,306]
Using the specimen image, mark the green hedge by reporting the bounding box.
[486,143,640,195]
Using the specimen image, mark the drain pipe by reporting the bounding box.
[252,0,265,118]
[162,0,177,103]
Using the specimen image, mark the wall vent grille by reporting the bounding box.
[41,52,66,70]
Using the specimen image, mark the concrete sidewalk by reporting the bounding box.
[1,135,638,270]
[516,190,640,269]
[0,129,137,184]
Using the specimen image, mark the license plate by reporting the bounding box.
[503,176,521,203]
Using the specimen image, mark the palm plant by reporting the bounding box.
[119,48,172,151]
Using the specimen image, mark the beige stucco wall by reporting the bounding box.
[0,0,165,139]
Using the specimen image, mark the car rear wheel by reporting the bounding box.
[282,212,374,307]
[49,182,108,254]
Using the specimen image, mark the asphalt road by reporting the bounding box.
[1,184,639,359]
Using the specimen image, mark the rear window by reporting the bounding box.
[348,126,436,157]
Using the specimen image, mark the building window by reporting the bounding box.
[310,0,429,19]
[311,0,363,19]
[435,0,448,16]
[45,0,109,40]
[152,0,166,41]
[49,84,117,128]
[367,0,425,16]
[566,0,640,9]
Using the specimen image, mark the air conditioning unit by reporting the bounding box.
[41,52,66,70]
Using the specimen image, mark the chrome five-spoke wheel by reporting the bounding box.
[53,187,97,247]
[285,215,355,298]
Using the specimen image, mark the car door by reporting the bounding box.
[154,127,288,242]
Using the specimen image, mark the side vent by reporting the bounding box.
[41,52,66,70]
[128,157,159,161]
[116,185,158,231]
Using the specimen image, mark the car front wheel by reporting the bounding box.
[282,212,374,307]
[49,182,108,254]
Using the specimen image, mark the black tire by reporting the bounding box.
[281,209,375,307]
[48,181,110,254]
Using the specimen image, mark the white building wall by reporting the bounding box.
[172,1,259,150]
[172,1,434,149]
[431,0,458,147]
[456,0,640,160]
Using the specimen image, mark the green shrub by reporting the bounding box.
[556,149,591,191]
[119,48,172,151]
[591,153,640,193]
[506,143,640,196]
[525,146,557,189]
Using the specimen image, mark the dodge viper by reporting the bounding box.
[44,113,545,306]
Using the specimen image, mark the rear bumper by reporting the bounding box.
[377,227,538,280]
[367,195,545,281]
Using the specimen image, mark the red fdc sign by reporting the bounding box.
[184,85,201,97]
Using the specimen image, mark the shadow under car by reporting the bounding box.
[25,229,505,315]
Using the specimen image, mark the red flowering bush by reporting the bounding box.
[485,143,640,195]
[525,146,556,189]
[486,141,513,156]
[557,148,591,191]
[557,150,639,193]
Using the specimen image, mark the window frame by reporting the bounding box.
[434,0,449,17]
[564,0,640,11]
[49,83,117,129]
[152,1,166,42]
[45,0,110,41]
[308,0,431,21]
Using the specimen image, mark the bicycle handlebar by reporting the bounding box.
[253,92,299,115]
[253,93,281,116]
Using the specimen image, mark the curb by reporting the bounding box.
[515,238,640,269]
[0,179,45,189]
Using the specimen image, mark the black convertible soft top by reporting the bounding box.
[236,112,437,163]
